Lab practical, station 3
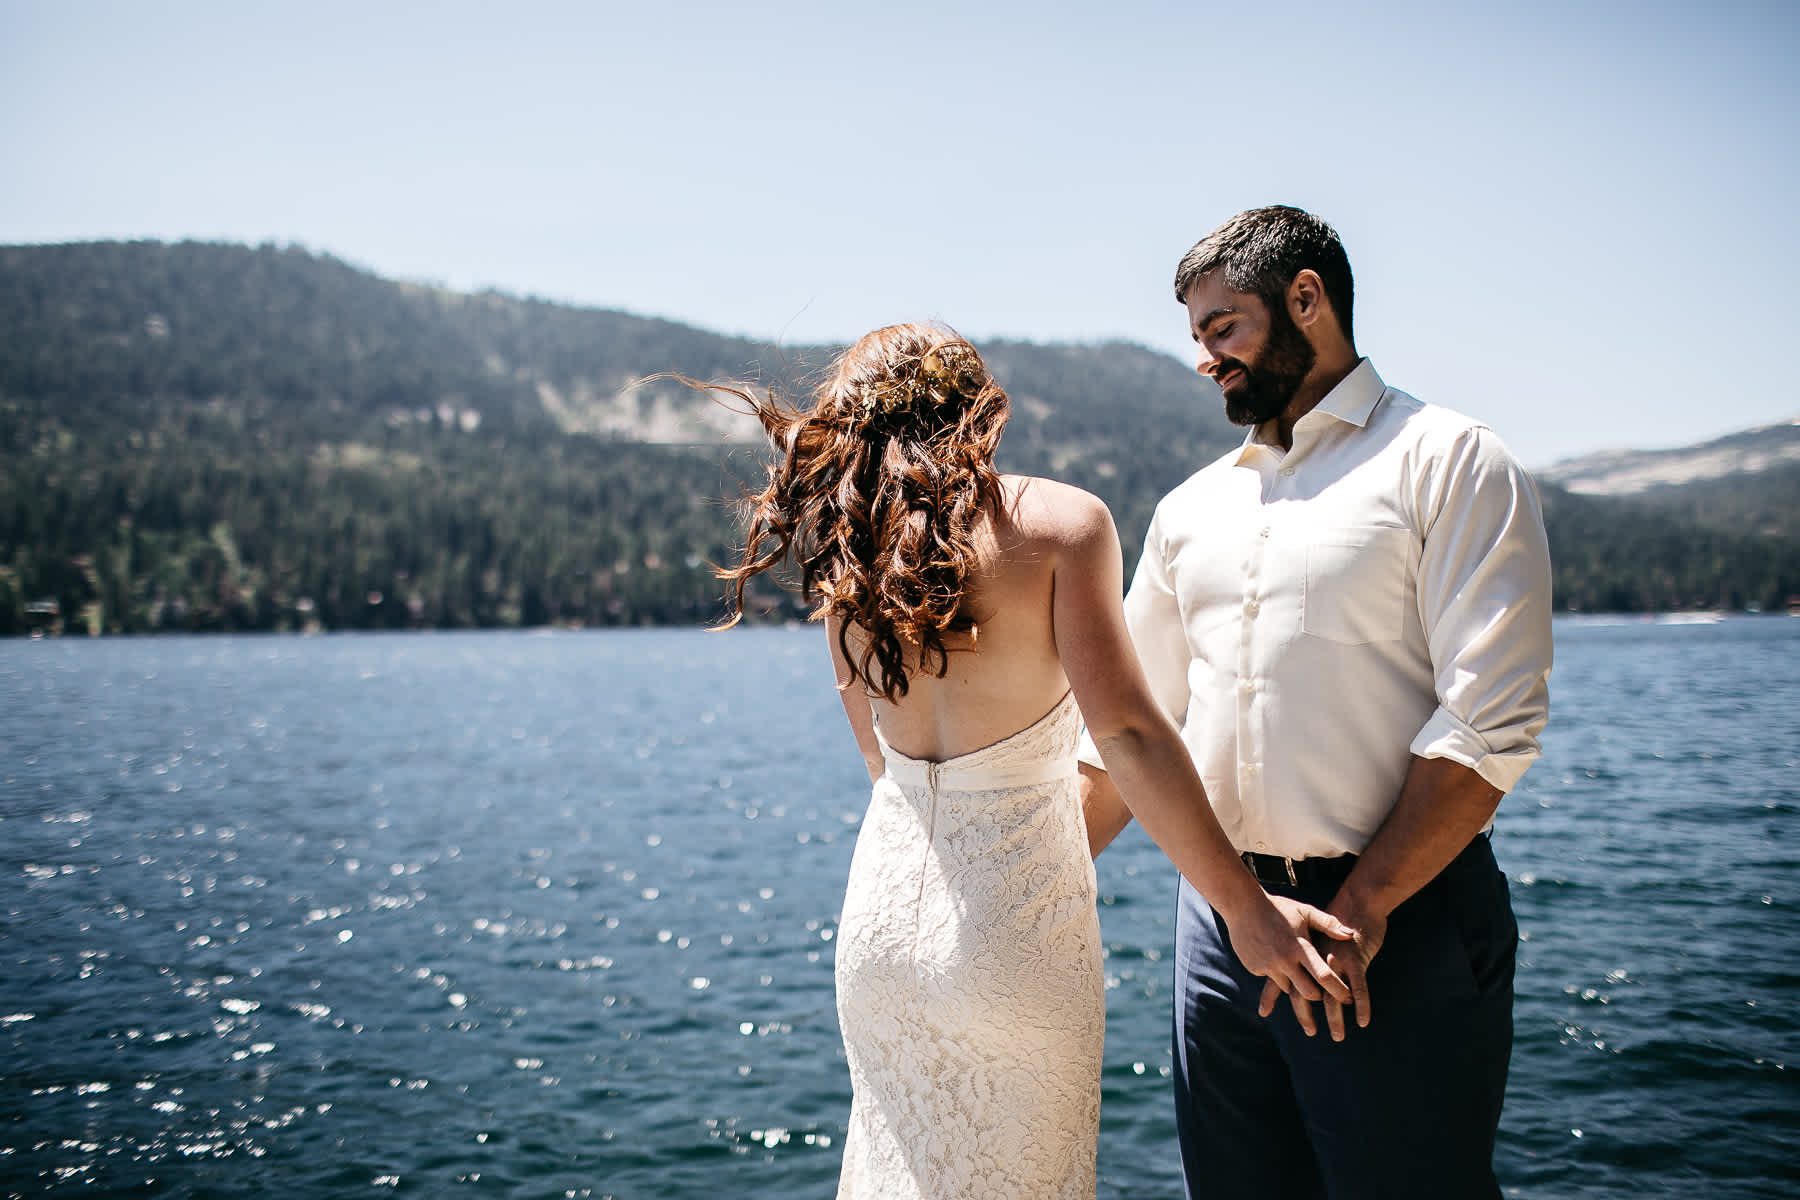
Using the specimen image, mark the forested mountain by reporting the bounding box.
[1533,425,1800,613]
[0,241,1238,635]
[2,241,1795,634]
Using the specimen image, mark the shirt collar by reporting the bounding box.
[1231,358,1385,462]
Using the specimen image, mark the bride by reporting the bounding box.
[705,323,1350,1198]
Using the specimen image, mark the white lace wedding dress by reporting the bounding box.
[834,689,1103,1199]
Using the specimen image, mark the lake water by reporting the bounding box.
[2,618,1795,1198]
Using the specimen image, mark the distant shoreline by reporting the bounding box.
[12,609,1798,641]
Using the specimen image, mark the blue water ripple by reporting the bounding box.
[2,620,1797,1197]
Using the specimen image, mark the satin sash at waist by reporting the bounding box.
[880,755,1078,793]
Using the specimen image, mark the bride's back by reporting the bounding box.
[705,322,1102,766]
[853,474,1081,763]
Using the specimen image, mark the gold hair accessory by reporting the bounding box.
[924,344,982,397]
[858,378,914,421]
[857,345,981,422]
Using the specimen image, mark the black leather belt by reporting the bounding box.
[1240,850,1357,889]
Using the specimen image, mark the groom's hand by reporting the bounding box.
[1317,899,1384,1040]
[1257,904,1384,1041]
[1244,896,1355,1038]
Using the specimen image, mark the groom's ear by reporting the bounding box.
[1287,270,1329,331]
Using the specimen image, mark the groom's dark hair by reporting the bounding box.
[1174,205,1355,343]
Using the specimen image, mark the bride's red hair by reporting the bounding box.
[705,322,1009,701]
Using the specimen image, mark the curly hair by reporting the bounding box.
[700,323,1010,701]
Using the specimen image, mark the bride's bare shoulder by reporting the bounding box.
[999,475,1117,547]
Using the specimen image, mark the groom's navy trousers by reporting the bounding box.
[1172,835,1516,1200]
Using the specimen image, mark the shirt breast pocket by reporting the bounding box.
[1301,526,1411,645]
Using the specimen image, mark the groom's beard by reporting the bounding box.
[1219,303,1317,427]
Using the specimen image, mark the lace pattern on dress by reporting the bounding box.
[834,689,1102,1199]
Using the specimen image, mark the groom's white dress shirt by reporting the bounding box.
[1081,358,1553,861]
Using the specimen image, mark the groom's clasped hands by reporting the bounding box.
[1253,898,1386,1041]
[1222,891,1384,1042]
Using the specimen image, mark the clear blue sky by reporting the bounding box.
[4,0,1795,467]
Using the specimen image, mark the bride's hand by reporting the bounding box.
[1225,894,1354,1034]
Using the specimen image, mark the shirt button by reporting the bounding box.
[1245,599,1260,616]
[1258,526,1271,538]
[1242,763,1260,776]
[1255,840,1269,850]
[1239,679,1255,693]
[1280,466,1295,477]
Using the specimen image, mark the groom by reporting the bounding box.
[1080,205,1552,1199]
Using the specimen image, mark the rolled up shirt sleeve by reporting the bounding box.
[1406,426,1554,793]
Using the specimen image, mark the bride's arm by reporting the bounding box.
[1046,489,1352,1016]
[826,612,886,784]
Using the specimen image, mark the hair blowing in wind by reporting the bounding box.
[694,322,1010,702]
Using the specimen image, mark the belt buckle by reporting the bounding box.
[1242,850,1298,887]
